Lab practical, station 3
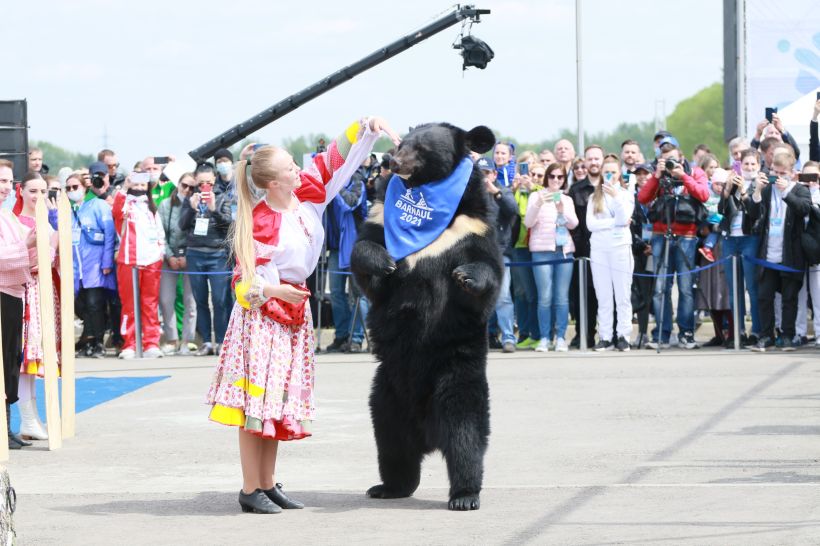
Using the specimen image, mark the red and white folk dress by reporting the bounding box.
[207,121,379,440]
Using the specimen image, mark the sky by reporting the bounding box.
[2,0,723,168]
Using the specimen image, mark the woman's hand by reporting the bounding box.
[363,117,401,146]
[265,284,309,304]
[602,183,618,197]
[189,193,201,210]
[45,197,57,210]
[239,143,256,161]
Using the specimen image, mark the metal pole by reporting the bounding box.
[579,258,588,352]
[575,0,584,153]
[736,0,746,138]
[132,266,142,359]
[732,255,741,350]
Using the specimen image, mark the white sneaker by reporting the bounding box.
[554,338,568,352]
[118,349,136,360]
[143,347,164,359]
[534,338,550,352]
[179,344,192,356]
[161,343,177,356]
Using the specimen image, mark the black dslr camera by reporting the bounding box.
[91,172,106,189]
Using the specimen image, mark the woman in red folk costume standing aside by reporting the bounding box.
[15,173,59,441]
[207,116,397,514]
[111,174,165,360]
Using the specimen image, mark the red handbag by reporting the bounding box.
[259,282,310,326]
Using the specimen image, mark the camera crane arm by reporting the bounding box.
[188,5,491,162]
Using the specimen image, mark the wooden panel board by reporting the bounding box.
[35,199,61,450]
[57,193,75,439]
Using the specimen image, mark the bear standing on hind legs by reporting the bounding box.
[350,123,501,511]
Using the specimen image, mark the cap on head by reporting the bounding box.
[658,136,680,149]
[476,157,494,172]
[633,163,653,174]
[88,161,107,175]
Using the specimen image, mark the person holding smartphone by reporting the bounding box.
[587,157,635,352]
[179,162,234,357]
[112,172,166,359]
[718,149,763,347]
[799,161,820,347]
[748,151,812,352]
[524,162,578,352]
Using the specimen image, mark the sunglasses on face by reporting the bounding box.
[548,174,565,180]
[66,184,82,191]
[531,173,545,178]
[180,183,194,191]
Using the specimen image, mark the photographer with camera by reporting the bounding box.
[638,140,709,349]
[86,161,115,203]
[98,149,125,188]
[747,152,812,352]
[158,172,198,356]
[179,162,234,356]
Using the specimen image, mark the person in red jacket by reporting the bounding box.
[637,139,709,349]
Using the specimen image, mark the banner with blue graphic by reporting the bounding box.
[384,157,473,261]
[745,0,820,151]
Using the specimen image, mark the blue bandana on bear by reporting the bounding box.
[384,157,473,261]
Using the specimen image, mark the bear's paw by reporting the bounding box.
[448,494,481,511]
[366,484,414,499]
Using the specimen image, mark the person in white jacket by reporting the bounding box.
[587,156,635,351]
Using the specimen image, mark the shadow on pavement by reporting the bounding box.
[54,490,444,517]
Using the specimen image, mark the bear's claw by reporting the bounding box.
[366,484,413,499]
[448,494,480,511]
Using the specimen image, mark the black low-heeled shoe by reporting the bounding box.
[263,483,304,509]
[238,489,282,514]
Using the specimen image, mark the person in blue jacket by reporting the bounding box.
[67,173,117,358]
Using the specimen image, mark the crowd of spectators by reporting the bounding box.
[7,99,820,360]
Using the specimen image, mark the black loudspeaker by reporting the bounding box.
[0,100,28,180]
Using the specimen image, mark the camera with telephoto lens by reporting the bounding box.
[91,172,106,189]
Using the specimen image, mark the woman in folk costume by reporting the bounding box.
[207,116,398,514]
[0,160,38,450]
[111,173,165,360]
[14,173,60,441]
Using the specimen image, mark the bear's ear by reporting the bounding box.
[465,125,495,154]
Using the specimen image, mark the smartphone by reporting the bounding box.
[200,182,213,202]
[48,189,58,200]
[604,172,614,185]
[798,173,819,183]
[552,191,561,203]
[731,160,742,175]
[153,156,170,165]
[130,172,150,184]
[765,107,777,122]
[767,174,778,184]
[518,162,529,176]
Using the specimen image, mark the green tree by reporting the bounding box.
[31,140,94,171]
[667,82,727,164]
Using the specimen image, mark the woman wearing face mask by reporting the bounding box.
[524,163,578,352]
[14,173,60,440]
[587,157,634,352]
[206,117,395,514]
[111,173,165,359]
[158,172,197,356]
[718,148,762,347]
[68,174,116,359]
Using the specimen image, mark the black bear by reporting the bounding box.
[350,122,501,511]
